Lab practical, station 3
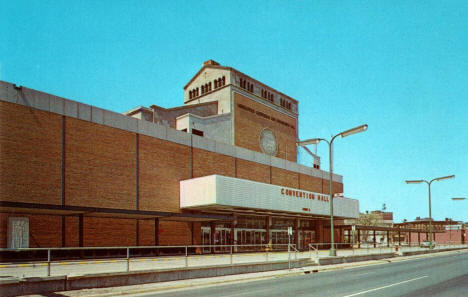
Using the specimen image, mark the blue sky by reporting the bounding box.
[1,0,467,222]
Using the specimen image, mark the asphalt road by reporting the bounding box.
[146,251,468,297]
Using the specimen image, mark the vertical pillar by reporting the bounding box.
[398,230,401,245]
[154,218,159,255]
[418,232,420,245]
[210,222,216,253]
[230,216,236,245]
[373,230,376,248]
[61,216,66,247]
[386,231,390,247]
[408,231,411,245]
[357,229,361,248]
[266,216,271,245]
[78,214,83,247]
[136,220,140,246]
[294,218,299,249]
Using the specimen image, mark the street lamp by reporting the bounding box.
[405,175,455,249]
[297,124,368,256]
[451,197,466,201]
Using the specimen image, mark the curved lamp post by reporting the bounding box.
[405,175,455,249]
[297,124,368,256]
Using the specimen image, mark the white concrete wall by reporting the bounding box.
[176,113,233,145]
[180,175,359,218]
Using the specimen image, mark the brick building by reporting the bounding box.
[396,218,466,245]
[0,60,359,251]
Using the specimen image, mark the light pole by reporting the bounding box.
[405,175,455,249]
[297,124,368,256]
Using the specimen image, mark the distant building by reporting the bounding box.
[396,218,466,244]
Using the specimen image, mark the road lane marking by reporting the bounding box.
[342,276,428,297]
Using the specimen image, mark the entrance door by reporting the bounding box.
[8,217,29,248]
[215,228,231,252]
[202,227,211,253]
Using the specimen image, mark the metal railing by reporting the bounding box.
[1,242,467,277]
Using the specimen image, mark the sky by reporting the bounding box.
[1,0,467,223]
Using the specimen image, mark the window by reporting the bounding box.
[214,79,218,88]
[222,76,225,85]
[192,128,204,137]
[201,85,205,94]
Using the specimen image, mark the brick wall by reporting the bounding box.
[0,213,8,247]
[234,93,297,162]
[0,101,62,205]
[65,118,136,210]
[235,159,270,183]
[299,174,324,193]
[65,216,79,247]
[192,148,235,178]
[271,167,299,188]
[138,219,156,246]
[139,136,191,212]
[84,217,137,247]
[159,221,192,246]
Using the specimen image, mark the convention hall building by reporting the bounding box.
[0,60,359,251]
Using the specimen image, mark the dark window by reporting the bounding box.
[208,82,212,91]
[192,129,204,137]
[214,79,218,88]
[189,90,192,99]
[222,76,225,86]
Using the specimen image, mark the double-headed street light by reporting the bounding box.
[297,124,368,256]
[405,175,455,249]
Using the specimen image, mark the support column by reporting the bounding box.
[387,231,390,247]
[357,229,361,248]
[373,230,376,248]
[154,218,159,256]
[230,216,236,245]
[294,218,299,249]
[266,216,271,246]
[408,231,411,245]
[418,232,420,245]
[398,230,401,245]
[210,222,216,253]
[78,214,83,247]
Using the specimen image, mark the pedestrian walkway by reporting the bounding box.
[1,244,466,278]
[16,249,468,297]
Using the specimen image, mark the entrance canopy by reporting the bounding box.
[180,175,359,219]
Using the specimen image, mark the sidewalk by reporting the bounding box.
[1,244,467,278]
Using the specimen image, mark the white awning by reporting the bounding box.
[180,175,359,218]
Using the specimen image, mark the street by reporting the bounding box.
[139,251,467,297]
